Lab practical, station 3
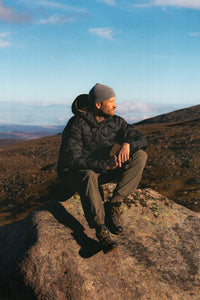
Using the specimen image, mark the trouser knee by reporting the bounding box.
[136,149,147,164]
[83,170,98,180]
[81,170,99,187]
[130,149,147,168]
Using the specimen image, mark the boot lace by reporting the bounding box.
[99,229,112,245]
[111,206,122,225]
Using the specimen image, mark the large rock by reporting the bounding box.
[1,187,200,299]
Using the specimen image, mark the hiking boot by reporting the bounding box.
[95,225,118,253]
[108,202,123,235]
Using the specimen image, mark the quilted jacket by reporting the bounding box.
[57,95,147,173]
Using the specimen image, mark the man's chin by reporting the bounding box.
[109,110,115,116]
[103,111,115,117]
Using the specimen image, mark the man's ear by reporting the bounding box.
[95,102,102,109]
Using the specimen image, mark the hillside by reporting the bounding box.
[136,118,200,211]
[0,135,61,226]
[0,104,200,227]
[0,139,24,147]
[137,104,200,124]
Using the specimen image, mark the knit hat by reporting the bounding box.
[89,83,116,104]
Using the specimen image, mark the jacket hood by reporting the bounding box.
[71,93,114,127]
[71,94,91,115]
[71,94,99,127]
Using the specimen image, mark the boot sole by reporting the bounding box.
[103,244,119,254]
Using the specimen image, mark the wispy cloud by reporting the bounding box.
[0,100,185,125]
[0,1,31,23]
[0,1,88,26]
[98,0,116,7]
[155,0,200,9]
[38,13,76,25]
[89,27,114,40]
[117,100,151,122]
[31,1,88,25]
[117,100,151,115]
[0,39,11,48]
[116,100,182,123]
[0,31,11,48]
[132,0,200,10]
[131,2,153,8]
[34,1,86,13]
[188,32,200,37]
[0,101,71,125]
[0,31,10,38]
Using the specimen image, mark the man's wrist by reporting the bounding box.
[122,142,130,146]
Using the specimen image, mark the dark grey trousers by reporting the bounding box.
[58,150,147,228]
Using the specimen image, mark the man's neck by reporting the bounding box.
[95,115,105,123]
[93,107,105,123]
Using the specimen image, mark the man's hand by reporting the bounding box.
[117,143,130,167]
[106,143,130,170]
[106,155,118,170]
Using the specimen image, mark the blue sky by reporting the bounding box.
[0,0,200,125]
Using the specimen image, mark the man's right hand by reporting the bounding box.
[106,155,119,170]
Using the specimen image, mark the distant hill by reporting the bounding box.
[0,124,64,144]
[137,104,200,124]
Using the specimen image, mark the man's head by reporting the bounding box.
[89,83,117,116]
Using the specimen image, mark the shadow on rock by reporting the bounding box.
[0,215,38,299]
[46,200,102,258]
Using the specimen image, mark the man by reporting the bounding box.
[57,83,147,253]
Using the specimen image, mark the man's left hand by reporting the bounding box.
[117,143,130,167]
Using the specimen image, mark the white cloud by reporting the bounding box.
[132,0,200,9]
[117,100,151,115]
[0,31,11,48]
[155,0,200,9]
[89,27,114,40]
[33,1,87,25]
[35,1,86,13]
[58,116,66,122]
[99,0,116,6]
[39,13,76,25]
[0,39,11,48]
[116,100,151,122]
[0,31,10,38]
[132,2,153,8]
[0,1,31,23]
[189,32,200,37]
[116,100,182,123]
[0,1,87,26]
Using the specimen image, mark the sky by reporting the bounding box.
[0,0,200,125]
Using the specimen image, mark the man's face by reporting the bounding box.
[97,97,117,116]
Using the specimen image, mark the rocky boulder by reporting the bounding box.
[0,186,200,299]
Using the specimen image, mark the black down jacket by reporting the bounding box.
[57,95,147,173]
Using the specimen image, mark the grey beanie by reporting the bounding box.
[89,83,116,104]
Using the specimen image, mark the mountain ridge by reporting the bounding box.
[136,104,200,125]
[0,124,64,144]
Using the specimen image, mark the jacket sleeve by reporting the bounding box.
[116,118,147,154]
[57,119,107,173]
